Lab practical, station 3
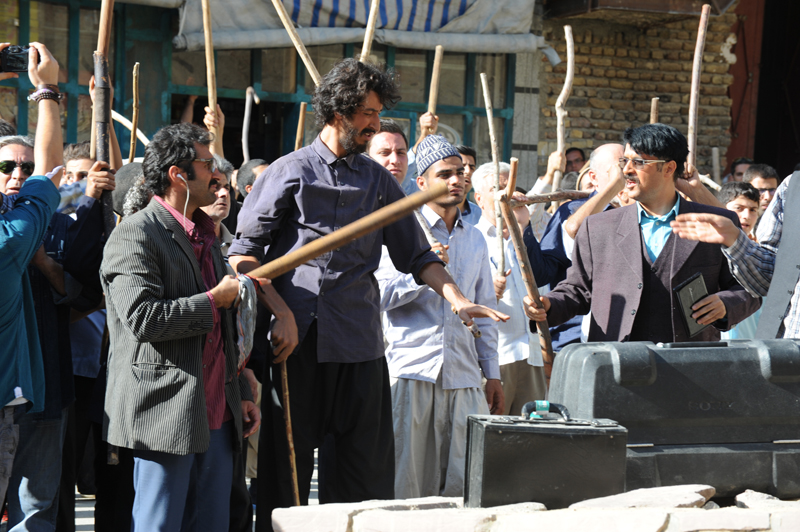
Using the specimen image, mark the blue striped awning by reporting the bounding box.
[172,0,545,54]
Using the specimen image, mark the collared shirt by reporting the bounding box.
[475,216,542,367]
[230,135,440,363]
[153,196,230,429]
[637,195,681,262]
[724,175,798,337]
[461,200,483,226]
[376,205,500,389]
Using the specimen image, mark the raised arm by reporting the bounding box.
[28,42,63,184]
[564,164,624,239]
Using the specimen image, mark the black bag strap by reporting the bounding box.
[756,171,800,339]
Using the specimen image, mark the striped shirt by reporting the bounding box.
[723,175,798,337]
[154,196,231,428]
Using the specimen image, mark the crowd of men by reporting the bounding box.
[0,41,796,532]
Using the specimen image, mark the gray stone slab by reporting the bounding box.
[665,508,771,532]
[570,485,716,510]
[737,489,800,509]
[272,497,461,532]
[493,509,671,532]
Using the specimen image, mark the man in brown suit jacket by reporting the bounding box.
[530,124,760,343]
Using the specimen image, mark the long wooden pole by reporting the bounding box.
[360,0,380,63]
[128,63,140,164]
[201,0,218,140]
[687,4,711,170]
[711,147,721,184]
[294,102,307,151]
[551,25,575,209]
[499,158,555,377]
[417,45,444,143]
[94,0,114,236]
[242,87,260,163]
[249,183,447,280]
[510,190,591,208]
[650,97,659,124]
[480,72,505,273]
[270,0,322,86]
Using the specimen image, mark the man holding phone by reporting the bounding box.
[527,123,759,343]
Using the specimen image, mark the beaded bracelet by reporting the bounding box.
[27,88,62,103]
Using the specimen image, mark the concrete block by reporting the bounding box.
[737,489,800,510]
[772,511,800,532]
[570,485,715,510]
[272,497,461,532]
[493,508,671,532]
[352,503,544,532]
[665,508,771,532]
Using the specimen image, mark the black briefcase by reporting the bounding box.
[464,413,628,509]
[549,340,800,498]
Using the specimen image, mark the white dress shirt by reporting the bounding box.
[376,205,501,389]
[475,216,544,367]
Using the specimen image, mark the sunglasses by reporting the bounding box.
[0,160,34,176]
[619,157,667,170]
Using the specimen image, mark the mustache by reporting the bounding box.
[361,128,376,136]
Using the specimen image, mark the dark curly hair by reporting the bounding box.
[142,123,212,197]
[311,58,401,128]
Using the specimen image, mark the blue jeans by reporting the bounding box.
[7,407,69,532]
[131,421,235,532]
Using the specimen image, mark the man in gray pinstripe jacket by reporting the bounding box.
[101,123,263,531]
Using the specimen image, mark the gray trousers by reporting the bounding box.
[0,405,21,507]
[391,375,488,499]
[499,359,548,416]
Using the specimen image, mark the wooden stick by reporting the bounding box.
[499,158,555,377]
[551,25,575,209]
[512,190,591,208]
[242,87,260,163]
[650,97,659,124]
[687,4,711,170]
[711,147,721,184]
[128,63,140,164]
[416,45,444,143]
[280,360,300,507]
[94,0,115,236]
[270,0,322,86]
[112,110,149,146]
[480,72,505,274]
[294,102,307,151]
[360,0,380,63]
[248,182,447,280]
[700,173,721,191]
[201,0,218,140]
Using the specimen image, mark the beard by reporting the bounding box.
[340,117,375,155]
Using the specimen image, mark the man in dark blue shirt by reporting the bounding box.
[230,58,506,530]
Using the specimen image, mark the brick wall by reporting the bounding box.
[537,9,739,177]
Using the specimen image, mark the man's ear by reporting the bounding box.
[664,160,678,180]
[416,174,426,192]
[473,190,484,209]
[245,184,253,194]
[167,165,185,187]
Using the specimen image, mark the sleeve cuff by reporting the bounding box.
[723,230,754,260]
[206,291,220,323]
[480,357,501,381]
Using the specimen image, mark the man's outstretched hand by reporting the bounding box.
[452,302,509,330]
[670,213,741,248]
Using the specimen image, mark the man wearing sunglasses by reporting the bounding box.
[527,123,759,343]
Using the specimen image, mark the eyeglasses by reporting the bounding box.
[0,160,34,176]
[619,157,667,170]
[193,157,217,174]
[756,187,776,195]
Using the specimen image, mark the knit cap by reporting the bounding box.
[416,135,460,176]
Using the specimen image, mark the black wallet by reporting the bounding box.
[673,272,711,337]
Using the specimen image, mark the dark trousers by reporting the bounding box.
[228,446,252,532]
[93,430,135,532]
[255,322,395,532]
